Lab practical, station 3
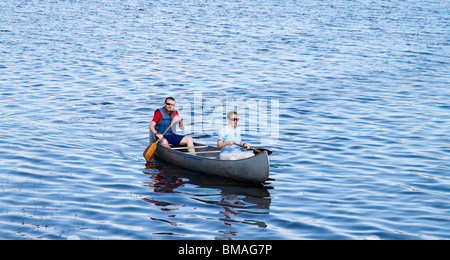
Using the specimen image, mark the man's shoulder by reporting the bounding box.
[152,109,163,122]
[154,109,162,115]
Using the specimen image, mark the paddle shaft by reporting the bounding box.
[144,120,177,162]
[234,143,250,149]
[154,120,177,144]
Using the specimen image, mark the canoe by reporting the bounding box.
[149,134,270,183]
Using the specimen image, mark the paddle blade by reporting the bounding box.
[143,143,157,162]
[253,148,273,156]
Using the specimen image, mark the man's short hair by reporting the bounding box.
[165,97,175,103]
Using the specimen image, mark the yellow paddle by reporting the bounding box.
[143,121,176,162]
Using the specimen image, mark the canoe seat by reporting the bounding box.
[171,145,209,150]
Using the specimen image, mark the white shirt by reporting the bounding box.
[218,125,242,154]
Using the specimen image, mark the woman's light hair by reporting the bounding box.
[227,111,238,119]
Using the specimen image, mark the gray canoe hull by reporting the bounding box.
[150,135,270,183]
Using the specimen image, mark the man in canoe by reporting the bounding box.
[149,97,195,153]
[217,111,254,160]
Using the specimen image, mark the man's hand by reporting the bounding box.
[172,115,182,123]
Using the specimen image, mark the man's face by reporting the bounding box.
[165,100,175,112]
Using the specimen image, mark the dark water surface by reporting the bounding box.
[1,0,449,239]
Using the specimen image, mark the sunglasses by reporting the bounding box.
[229,118,239,121]
[165,102,175,106]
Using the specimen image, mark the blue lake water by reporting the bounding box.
[0,0,449,239]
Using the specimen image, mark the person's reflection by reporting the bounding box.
[144,162,184,193]
[142,162,184,211]
[142,160,272,238]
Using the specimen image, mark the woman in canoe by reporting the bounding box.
[217,111,254,160]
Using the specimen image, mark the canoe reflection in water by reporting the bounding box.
[142,159,273,238]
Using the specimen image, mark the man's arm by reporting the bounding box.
[149,121,157,134]
[149,110,162,133]
[149,121,164,140]
[172,115,184,130]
